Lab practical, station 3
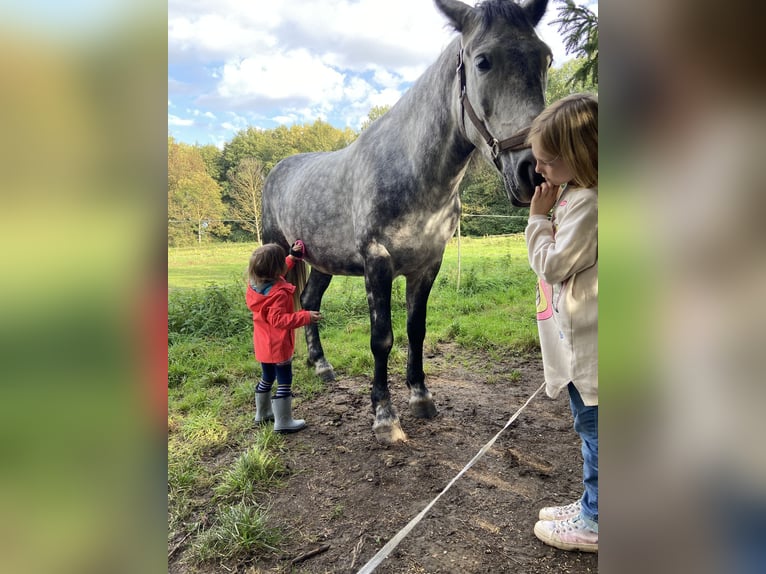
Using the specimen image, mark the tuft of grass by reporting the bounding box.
[330,504,345,520]
[179,412,229,452]
[192,502,282,563]
[214,441,286,500]
[168,447,206,493]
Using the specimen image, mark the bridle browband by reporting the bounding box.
[456,47,532,170]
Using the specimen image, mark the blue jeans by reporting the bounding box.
[568,382,598,530]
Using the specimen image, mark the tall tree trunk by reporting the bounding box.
[252,196,261,244]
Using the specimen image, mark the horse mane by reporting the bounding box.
[475,0,537,28]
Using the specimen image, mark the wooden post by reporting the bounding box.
[456,216,461,292]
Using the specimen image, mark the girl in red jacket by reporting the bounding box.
[246,241,322,433]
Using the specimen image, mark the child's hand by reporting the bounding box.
[289,240,305,260]
[308,311,322,324]
[529,182,559,216]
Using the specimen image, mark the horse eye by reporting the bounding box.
[474,54,492,72]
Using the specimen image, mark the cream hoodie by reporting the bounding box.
[525,185,598,406]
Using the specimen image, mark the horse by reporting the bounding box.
[262,0,551,443]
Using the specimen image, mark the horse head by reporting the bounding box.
[436,0,551,206]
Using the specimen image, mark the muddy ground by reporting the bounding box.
[171,344,597,573]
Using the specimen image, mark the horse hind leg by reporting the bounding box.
[301,268,335,381]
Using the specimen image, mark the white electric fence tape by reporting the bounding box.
[355,381,546,574]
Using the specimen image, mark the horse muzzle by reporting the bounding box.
[501,148,542,207]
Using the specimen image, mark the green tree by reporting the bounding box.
[227,157,265,243]
[546,58,598,103]
[171,172,229,244]
[290,119,356,153]
[552,0,598,87]
[222,126,296,177]
[168,138,229,245]
[197,144,224,183]
[360,105,391,131]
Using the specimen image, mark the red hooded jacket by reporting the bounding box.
[246,268,311,363]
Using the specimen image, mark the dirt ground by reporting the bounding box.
[172,344,597,573]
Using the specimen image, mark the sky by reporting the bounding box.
[168,0,598,148]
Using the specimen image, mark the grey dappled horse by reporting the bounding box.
[262,0,551,443]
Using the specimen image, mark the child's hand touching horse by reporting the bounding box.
[289,240,305,260]
[308,311,322,324]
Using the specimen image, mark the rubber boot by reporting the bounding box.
[271,395,306,433]
[254,391,274,424]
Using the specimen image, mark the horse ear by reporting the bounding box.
[522,0,549,27]
[433,0,476,33]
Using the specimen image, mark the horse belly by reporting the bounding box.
[267,154,365,274]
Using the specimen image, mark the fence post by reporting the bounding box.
[456,217,461,292]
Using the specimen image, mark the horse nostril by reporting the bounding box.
[518,158,542,188]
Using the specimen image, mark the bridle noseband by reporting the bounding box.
[456,48,531,170]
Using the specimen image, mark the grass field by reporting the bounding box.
[168,242,253,290]
[168,234,541,566]
[168,235,533,290]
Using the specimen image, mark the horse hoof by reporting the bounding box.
[372,404,408,444]
[372,420,408,444]
[316,366,335,382]
[314,359,335,381]
[409,393,438,419]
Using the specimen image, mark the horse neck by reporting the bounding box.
[378,38,474,182]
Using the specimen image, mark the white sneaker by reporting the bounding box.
[534,516,598,553]
[538,500,581,521]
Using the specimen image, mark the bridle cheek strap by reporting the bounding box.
[456,48,532,169]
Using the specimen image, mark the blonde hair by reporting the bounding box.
[527,93,598,188]
[248,244,287,285]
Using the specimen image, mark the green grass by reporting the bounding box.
[168,243,253,290]
[191,502,282,563]
[167,234,540,567]
[214,435,287,501]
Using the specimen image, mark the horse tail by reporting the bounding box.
[286,259,309,310]
[261,169,307,308]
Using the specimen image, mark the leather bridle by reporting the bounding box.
[456,47,532,170]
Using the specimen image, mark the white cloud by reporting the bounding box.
[189,109,216,119]
[168,114,194,127]
[168,12,277,61]
[216,50,346,106]
[370,67,401,90]
[272,114,298,125]
[343,76,375,103]
[169,0,596,143]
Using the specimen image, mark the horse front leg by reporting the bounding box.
[405,262,441,419]
[364,254,406,444]
[301,268,335,381]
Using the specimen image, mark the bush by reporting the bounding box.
[460,213,528,236]
[169,283,251,338]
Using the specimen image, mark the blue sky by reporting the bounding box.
[169,0,598,148]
